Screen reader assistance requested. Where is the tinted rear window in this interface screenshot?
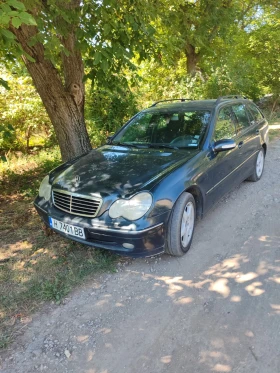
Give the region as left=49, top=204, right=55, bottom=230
left=248, top=104, right=264, bottom=122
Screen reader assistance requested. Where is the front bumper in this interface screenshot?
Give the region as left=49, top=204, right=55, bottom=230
left=34, top=197, right=168, bottom=257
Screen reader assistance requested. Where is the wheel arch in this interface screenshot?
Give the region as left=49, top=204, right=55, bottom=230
left=262, top=143, right=267, bottom=155
left=185, top=185, right=204, bottom=221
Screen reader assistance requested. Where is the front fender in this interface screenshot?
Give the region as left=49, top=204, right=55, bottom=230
left=148, top=152, right=207, bottom=218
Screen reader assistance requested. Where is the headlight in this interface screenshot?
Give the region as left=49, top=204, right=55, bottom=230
left=39, top=175, right=51, bottom=201
left=109, top=192, right=153, bottom=220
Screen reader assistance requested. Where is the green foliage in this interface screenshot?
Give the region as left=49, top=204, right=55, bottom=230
left=246, top=12, right=280, bottom=96
left=153, top=0, right=244, bottom=74
left=0, top=0, right=279, bottom=155
left=131, top=2, right=280, bottom=104
left=85, top=76, right=138, bottom=146
left=0, top=0, right=157, bottom=88
left=0, top=66, right=52, bottom=151
left=81, top=0, right=157, bottom=83
left=0, top=123, right=17, bottom=150
left=0, top=0, right=37, bottom=70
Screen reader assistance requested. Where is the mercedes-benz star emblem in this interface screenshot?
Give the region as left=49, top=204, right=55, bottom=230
left=71, top=175, right=80, bottom=192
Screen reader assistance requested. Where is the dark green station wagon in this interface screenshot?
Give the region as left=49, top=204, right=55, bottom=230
left=34, top=96, right=269, bottom=257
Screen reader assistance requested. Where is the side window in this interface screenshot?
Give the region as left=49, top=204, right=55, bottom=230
left=246, top=106, right=255, bottom=124
left=248, top=104, right=264, bottom=123
left=232, top=104, right=250, bottom=132
left=214, top=107, right=236, bottom=141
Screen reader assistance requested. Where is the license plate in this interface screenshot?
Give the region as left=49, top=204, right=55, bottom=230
left=49, top=217, right=85, bottom=239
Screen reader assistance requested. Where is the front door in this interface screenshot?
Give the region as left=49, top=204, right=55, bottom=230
left=204, top=105, right=243, bottom=210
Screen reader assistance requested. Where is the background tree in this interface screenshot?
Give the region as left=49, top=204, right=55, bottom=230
left=133, top=0, right=279, bottom=105
left=1, top=0, right=279, bottom=162
left=0, top=0, right=156, bottom=161
left=153, top=0, right=243, bottom=77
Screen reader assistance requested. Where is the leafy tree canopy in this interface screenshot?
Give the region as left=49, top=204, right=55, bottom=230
left=0, top=0, right=156, bottom=87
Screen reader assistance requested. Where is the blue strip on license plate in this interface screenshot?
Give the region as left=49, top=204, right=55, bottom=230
left=49, top=217, right=85, bottom=239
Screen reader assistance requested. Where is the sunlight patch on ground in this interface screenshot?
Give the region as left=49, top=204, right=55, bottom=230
left=200, top=348, right=232, bottom=372
left=209, top=278, right=230, bottom=298
left=174, top=296, right=193, bottom=305
left=230, top=295, right=241, bottom=302
left=0, top=241, right=33, bottom=261
left=235, top=272, right=258, bottom=283
left=212, top=363, right=232, bottom=372
left=270, top=304, right=280, bottom=315
left=269, top=124, right=280, bottom=130
left=256, top=261, right=269, bottom=275
left=245, top=330, right=254, bottom=337
left=87, top=350, right=95, bottom=362
left=77, top=335, right=89, bottom=343
left=245, top=282, right=265, bottom=296
left=211, top=339, right=225, bottom=349
left=259, top=235, right=269, bottom=242
left=161, top=355, right=172, bottom=364
left=268, top=276, right=280, bottom=284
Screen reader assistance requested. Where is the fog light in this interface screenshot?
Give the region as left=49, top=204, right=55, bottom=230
left=122, top=243, right=135, bottom=249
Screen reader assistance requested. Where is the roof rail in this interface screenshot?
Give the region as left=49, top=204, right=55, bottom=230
left=150, top=98, right=193, bottom=107
left=215, top=95, right=247, bottom=105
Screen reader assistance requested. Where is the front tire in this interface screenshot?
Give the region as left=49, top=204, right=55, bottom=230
left=165, top=192, right=196, bottom=257
left=247, top=148, right=265, bottom=182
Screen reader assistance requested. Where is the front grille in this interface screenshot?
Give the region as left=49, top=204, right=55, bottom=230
left=52, top=189, right=102, bottom=217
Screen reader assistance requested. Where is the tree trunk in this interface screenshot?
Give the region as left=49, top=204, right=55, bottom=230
left=185, top=43, right=200, bottom=76
left=10, top=24, right=92, bottom=162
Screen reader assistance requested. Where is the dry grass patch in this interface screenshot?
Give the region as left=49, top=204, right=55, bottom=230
left=0, top=149, right=118, bottom=349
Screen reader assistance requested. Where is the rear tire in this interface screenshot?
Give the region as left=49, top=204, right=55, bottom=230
left=165, top=192, right=196, bottom=257
left=247, top=148, right=265, bottom=182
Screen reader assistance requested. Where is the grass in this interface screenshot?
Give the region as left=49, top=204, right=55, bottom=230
left=0, top=148, right=61, bottom=198
left=0, top=148, right=118, bottom=349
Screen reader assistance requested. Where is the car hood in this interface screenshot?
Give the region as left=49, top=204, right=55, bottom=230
left=52, top=145, right=198, bottom=197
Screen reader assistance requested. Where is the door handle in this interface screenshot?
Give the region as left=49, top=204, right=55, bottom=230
left=238, top=141, right=243, bottom=149
left=256, top=129, right=260, bottom=135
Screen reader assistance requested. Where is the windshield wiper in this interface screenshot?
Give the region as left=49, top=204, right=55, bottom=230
left=148, top=143, right=179, bottom=150
left=112, top=142, right=141, bottom=148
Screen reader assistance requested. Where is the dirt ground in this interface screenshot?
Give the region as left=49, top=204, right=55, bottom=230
left=1, top=139, right=280, bottom=373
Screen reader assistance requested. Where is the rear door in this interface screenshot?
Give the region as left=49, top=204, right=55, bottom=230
left=231, top=103, right=262, bottom=177
left=247, top=103, right=268, bottom=145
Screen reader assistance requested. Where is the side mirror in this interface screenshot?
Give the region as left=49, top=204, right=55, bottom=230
left=213, top=139, right=236, bottom=153
left=106, top=136, right=112, bottom=144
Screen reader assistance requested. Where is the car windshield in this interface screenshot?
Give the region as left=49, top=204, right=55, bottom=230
left=112, top=109, right=211, bottom=149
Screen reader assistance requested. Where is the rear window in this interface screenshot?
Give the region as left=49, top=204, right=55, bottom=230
left=248, top=104, right=264, bottom=123
left=232, top=104, right=250, bottom=130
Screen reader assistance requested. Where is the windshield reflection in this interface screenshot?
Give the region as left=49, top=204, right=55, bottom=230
left=112, top=109, right=211, bottom=149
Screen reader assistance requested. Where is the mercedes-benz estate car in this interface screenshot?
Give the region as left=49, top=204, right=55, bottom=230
left=34, top=96, right=269, bottom=257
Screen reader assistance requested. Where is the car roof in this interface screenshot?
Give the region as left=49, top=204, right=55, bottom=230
left=144, top=100, right=216, bottom=112
left=144, top=98, right=251, bottom=113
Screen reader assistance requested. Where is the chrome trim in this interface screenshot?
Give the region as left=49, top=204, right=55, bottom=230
left=88, top=222, right=164, bottom=235
left=220, top=144, right=236, bottom=149
left=206, top=150, right=258, bottom=195
left=52, top=189, right=103, bottom=217
left=53, top=189, right=101, bottom=200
